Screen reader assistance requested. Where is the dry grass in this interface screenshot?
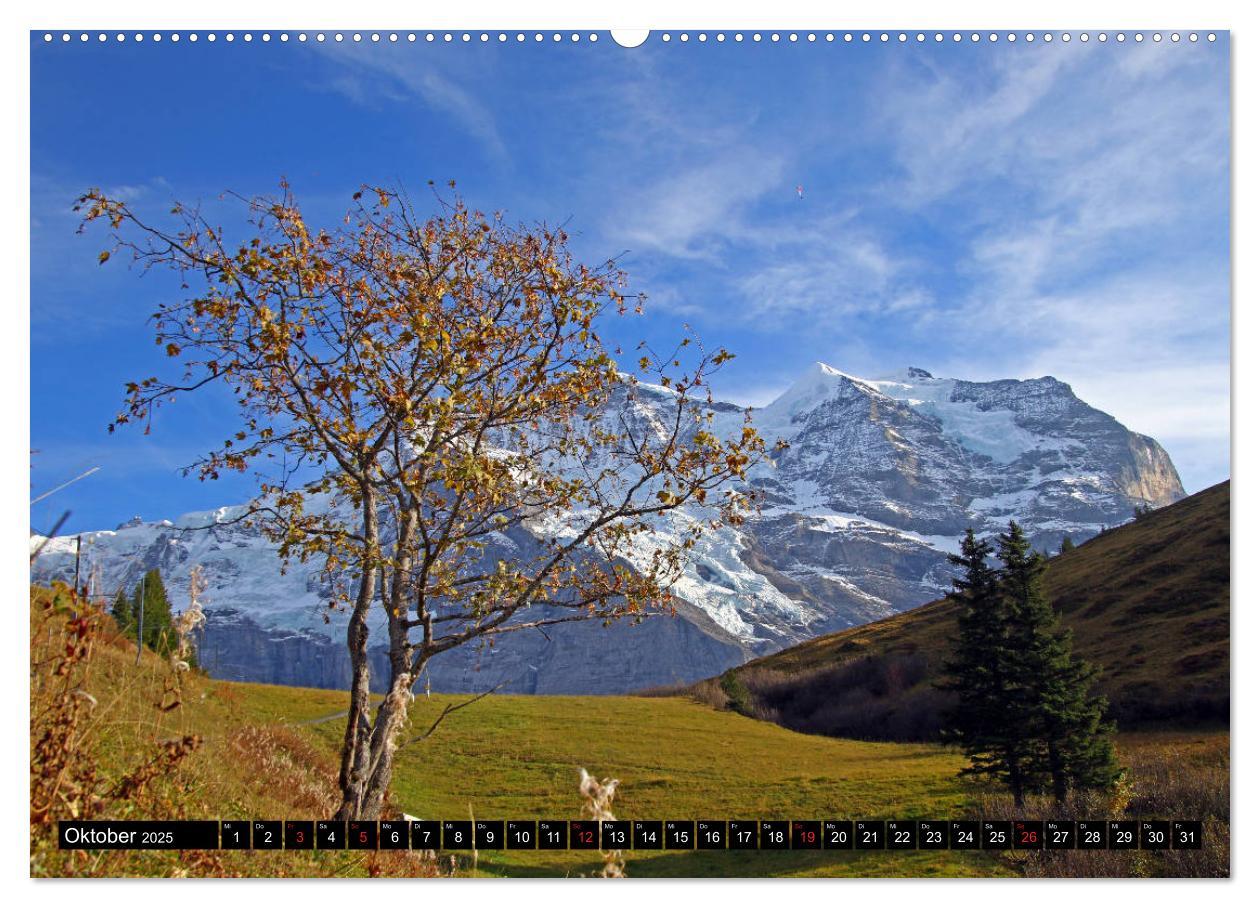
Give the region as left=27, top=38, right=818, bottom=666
left=966, top=732, right=1228, bottom=878
left=31, top=582, right=1226, bottom=879
left=29, top=584, right=441, bottom=879
left=30, top=583, right=223, bottom=877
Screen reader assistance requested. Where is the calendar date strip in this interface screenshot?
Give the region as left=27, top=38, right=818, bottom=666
left=59, top=818, right=1204, bottom=851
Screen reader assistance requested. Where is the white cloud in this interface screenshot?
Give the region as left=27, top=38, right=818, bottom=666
left=615, top=152, right=787, bottom=260
left=867, top=43, right=1229, bottom=490
left=308, top=43, right=509, bottom=163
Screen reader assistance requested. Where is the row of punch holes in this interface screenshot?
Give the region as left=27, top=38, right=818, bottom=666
left=42, top=31, right=1219, bottom=46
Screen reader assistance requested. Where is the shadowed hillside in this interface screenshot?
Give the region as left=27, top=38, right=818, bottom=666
left=682, top=481, right=1229, bottom=741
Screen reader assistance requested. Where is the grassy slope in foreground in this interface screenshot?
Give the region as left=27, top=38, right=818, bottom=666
left=711, top=480, right=1229, bottom=738
left=306, top=692, right=996, bottom=877
left=30, top=585, right=995, bottom=877
left=31, top=586, right=1225, bottom=878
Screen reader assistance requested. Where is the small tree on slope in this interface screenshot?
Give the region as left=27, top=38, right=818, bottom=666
left=132, top=569, right=175, bottom=656
left=110, top=588, right=134, bottom=636
left=996, top=522, right=1120, bottom=804
left=939, top=528, right=1043, bottom=807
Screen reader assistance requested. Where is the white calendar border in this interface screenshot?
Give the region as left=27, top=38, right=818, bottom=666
left=4, top=0, right=1251, bottom=904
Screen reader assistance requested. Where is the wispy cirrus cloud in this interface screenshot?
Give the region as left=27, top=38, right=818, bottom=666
left=307, top=42, right=510, bottom=164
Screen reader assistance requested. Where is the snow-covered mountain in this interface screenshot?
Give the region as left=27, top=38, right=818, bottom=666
left=30, top=363, right=1183, bottom=694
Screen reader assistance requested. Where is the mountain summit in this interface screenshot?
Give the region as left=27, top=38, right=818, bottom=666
left=751, top=362, right=1182, bottom=535
left=32, top=363, right=1183, bottom=695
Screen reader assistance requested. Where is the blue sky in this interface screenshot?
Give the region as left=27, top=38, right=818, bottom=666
left=29, top=33, right=1230, bottom=533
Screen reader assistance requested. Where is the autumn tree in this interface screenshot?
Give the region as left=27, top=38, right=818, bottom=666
left=79, top=182, right=772, bottom=819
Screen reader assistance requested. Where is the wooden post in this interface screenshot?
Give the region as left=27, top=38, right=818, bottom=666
left=135, top=572, right=146, bottom=665
left=72, top=536, right=82, bottom=595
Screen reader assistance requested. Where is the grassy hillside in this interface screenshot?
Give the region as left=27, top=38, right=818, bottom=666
left=31, top=581, right=1227, bottom=878
left=29, top=582, right=993, bottom=877
left=694, top=481, right=1229, bottom=740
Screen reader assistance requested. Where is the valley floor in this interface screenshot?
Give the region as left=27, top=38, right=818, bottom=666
left=31, top=586, right=1227, bottom=879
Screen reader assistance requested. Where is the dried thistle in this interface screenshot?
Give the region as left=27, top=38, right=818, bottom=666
left=578, top=767, right=625, bottom=878
left=171, top=565, right=207, bottom=669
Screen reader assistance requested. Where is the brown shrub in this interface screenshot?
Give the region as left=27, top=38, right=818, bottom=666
left=968, top=734, right=1228, bottom=878
left=30, top=584, right=219, bottom=877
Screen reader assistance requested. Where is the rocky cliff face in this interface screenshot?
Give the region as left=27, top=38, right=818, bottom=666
left=31, top=362, right=1183, bottom=694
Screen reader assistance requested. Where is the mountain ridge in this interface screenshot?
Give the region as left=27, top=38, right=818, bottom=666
left=694, top=479, right=1229, bottom=739
left=31, top=361, right=1186, bottom=693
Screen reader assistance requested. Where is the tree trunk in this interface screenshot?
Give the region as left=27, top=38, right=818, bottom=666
left=337, top=502, right=418, bottom=821
left=358, top=677, right=415, bottom=819
left=335, top=487, right=379, bottom=821
left=1048, top=740, right=1068, bottom=805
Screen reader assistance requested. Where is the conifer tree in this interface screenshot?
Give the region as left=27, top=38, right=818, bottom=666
left=939, top=529, right=1043, bottom=807
left=997, top=521, right=1120, bottom=804
left=110, top=588, right=135, bottom=635
left=132, top=569, right=174, bottom=656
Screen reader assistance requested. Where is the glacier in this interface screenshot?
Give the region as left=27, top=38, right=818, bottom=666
left=30, top=362, right=1184, bottom=694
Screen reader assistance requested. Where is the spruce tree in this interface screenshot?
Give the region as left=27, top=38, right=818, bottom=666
left=997, top=521, right=1120, bottom=804
left=939, top=529, right=1042, bottom=807
left=132, top=569, right=175, bottom=656
left=110, top=588, right=135, bottom=635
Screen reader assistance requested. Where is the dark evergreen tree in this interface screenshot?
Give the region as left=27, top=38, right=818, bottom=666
left=110, top=588, right=135, bottom=635
left=132, top=569, right=175, bottom=656
left=997, top=521, right=1120, bottom=804
left=1059, top=535, right=1075, bottom=555
left=938, top=529, right=1043, bottom=807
